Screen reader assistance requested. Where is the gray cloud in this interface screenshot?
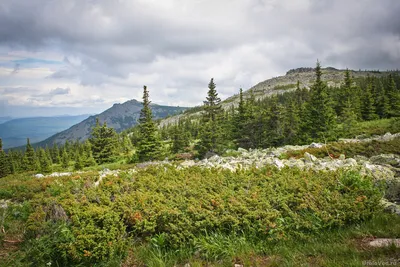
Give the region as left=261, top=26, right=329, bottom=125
left=49, top=87, right=70, bottom=96
left=0, top=0, right=399, bottom=116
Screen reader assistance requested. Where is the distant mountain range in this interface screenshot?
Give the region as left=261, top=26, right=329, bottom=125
left=30, top=99, right=187, bottom=148
left=0, top=115, right=90, bottom=149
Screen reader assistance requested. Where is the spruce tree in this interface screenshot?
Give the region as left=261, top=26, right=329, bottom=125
left=171, top=124, right=190, bottom=154
left=74, top=154, right=84, bottom=170
left=305, top=61, right=337, bottom=141
left=283, top=98, right=301, bottom=144
left=136, top=86, right=161, bottom=161
left=61, top=148, right=69, bottom=169
left=90, top=118, right=118, bottom=164
left=388, top=75, right=400, bottom=117
left=233, top=88, right=250, bottom=148
left=22, top=138, right=37, bottom=171
left=361, top=79, right=378, bottom=120
left=0, top=139, right=11, bottom=178
left=196, top=78, right=223, bottom=157
left=38, top=148, right=52, bottom=173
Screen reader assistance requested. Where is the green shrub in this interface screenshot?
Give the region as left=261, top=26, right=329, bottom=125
left=4, top=166, right=384, bottom=265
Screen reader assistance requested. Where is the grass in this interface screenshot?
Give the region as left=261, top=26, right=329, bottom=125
left=287, top=136, right=400, bottom=159
left=342, top=117, right=400, bottom=138
left=120, top=212, right=400, bottom=267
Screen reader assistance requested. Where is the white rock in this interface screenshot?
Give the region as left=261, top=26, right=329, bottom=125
left=309, top=142, right=323, bottom=148
left=273, top=158, right=285, bottom=169
left=181, top=160, right=196, bottom=168
left=369, top=238, right=400, bottom=248
left=34, top=174, right=45, bottom=178
left=304, top=152, right=317, bottom=162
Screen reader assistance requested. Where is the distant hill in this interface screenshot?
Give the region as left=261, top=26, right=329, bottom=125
left=0, top=115, right=90, bottom=149
left=159, top=67, right=400, bottom=127
left=32, top=99, right=187, bottom=147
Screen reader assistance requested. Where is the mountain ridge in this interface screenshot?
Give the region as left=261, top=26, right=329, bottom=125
left=0, top=115, right=91, bottom=149
left=28, top=99, right=187, bottom=148
left=159, top=67, right=400, bottom=127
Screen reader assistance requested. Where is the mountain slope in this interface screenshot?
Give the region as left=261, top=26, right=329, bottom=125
left=35, top=99, right=187, bottom=147
left=159, top=67, right=400, bottom=127
left=0, top=115, right=90, bottom=149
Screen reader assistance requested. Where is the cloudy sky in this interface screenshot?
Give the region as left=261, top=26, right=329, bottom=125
left=0, top=0, right=399, bottom=117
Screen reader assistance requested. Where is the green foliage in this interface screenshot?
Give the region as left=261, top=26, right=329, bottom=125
left=136, top=86, right=162, bottom=162
left=37, top=148, right=52, bottom=173
left=22, top=138, right=37, bottom=171
left=90, top=118, right=119, bottom=164
left=61, top=148, right=69, bottom=169
left=273, top=83, right=297, bottom=90
left=287, top=136, right=400, bottom=159
left=196, top=78, right=224, bottom=156
left=171, top=125, right=190, bottom=154
left=0, top=138, right=11, bottom=178
left=0, top=162, right=388, bottom=265
left=304, top=61, right=337, bottom=142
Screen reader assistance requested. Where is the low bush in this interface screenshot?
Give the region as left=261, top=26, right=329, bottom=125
left=16, top=165, right=383, bottom=265
left=287, top=137, right=400, bottom=159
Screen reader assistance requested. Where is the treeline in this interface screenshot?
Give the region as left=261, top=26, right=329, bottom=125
left=1, top=62, right=400, bottom=177
left=157, top=62, right=400, bottom=156
left=0, top=118, right=134, bottom=177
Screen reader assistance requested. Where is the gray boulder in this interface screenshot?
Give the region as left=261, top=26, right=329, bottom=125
left=370, top=154, right=400, bottom=168
left=304, top=152, right=317, bottom=162
left=309, top=142, right=323, bottom=148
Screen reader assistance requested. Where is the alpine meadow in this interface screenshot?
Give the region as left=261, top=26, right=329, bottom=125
left=1, top=1, right=400, bottom=266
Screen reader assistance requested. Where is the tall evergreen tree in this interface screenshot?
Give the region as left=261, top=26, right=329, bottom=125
left=387, top=74, right=400, bottom=117
left=38, top=148, right=52, bottom=173
left=361, top=79, right=379, bottom=120
left=283, top=98, right=301, bottom=144
left=136, top=86, right=161, bottom=161
left=171, top=124, right=190, bottom=154
left=305, top=61, right=337, bottom=141
left=196, top=78, right=224, bottom=156
left=0, top=139, right=11, bottom=178
left=233, top=88, right=250, bottom=148
left=22, top=138, right=37, bottom=171
left=61, top=148, right=69, bottom=169
left=90, top=118, right=118, bottom=164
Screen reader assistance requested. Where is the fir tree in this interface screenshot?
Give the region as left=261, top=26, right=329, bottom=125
left=90, top=118, right=118, bottom=164
left=388, top=75, right=400, bottom=117
left=283, top=98, right=301, bottom=144
left=136, top=86, right=161, bottom=161
left=38, top=148, right=52, bottom=173
left=22, top=138, right=37, bottom=171
left=74, top=154, right=84, bottom=170
left=233, top=88, right=250, bottom=148
left=61, top=148, right=69, bottom=169
left=0, top=139, right=11, bottom=178
left=171, top=124, right=190, bottom=154
left=361, top=79, right=379, bottom=120
left=196, top=78, right=224, bottom=156
left=305, top=61, right=337, bottom=141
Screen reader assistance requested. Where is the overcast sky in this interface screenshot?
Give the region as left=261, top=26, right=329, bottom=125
left=0, top=0, right=399, bottom=117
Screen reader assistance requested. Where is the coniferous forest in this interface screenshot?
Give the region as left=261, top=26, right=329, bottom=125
left=1, top=62, right=400, bottom=176
left=1, top=62, right=400, bottom=266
